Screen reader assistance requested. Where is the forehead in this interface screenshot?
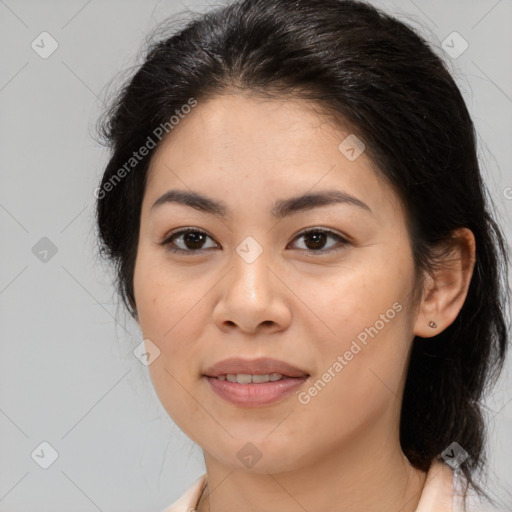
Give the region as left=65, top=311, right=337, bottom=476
left=143, top=94, right=402, bottom=221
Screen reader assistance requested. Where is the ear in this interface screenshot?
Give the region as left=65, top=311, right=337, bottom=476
left=413, top=228, right=476, bottom=338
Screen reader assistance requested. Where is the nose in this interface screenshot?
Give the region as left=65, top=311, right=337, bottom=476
left=212, top=243, right=292, bottom=335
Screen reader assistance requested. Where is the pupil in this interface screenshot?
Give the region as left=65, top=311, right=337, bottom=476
left=306, top=232, right=326, bottom=250
left=185, top=232, right=205, bottom=249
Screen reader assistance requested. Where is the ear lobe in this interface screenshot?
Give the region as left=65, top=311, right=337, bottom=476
left=413, top=228, right=476, bottom=338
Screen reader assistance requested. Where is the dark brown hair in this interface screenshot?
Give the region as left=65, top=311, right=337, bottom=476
left=95, top=1, right=511, bottom=508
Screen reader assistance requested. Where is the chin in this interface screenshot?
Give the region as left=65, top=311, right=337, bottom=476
left=204, top=438, right=308, bottom=475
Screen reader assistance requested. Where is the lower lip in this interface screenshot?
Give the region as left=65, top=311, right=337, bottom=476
left=205, top=376, right=309, bottom=407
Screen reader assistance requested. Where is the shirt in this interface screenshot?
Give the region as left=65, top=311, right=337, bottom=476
left=161, top=458, right=465, bottom=512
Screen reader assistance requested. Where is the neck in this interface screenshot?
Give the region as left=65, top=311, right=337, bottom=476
left=196, top=418, right=427, bottom=512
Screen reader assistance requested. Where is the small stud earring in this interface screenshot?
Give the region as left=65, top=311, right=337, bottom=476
left=429, top=321, right=437, bottom=328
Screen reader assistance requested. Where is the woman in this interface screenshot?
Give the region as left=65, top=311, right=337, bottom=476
left=94, top=0, right=511, bottom=510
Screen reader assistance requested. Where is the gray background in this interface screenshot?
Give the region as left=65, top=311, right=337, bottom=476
left=1, top=0, right=511, bottom=511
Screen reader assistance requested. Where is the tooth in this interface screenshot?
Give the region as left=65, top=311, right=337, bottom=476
left=221, top=373, right=285, bottom=383
left=251, top=374, right=270, bottom=383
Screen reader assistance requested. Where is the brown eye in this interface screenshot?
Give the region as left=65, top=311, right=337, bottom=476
left=160, top=229, right=218, bottom=253
left=160, top=227, right=349, bottom=255
left=289, top=229, right=349, bottom=254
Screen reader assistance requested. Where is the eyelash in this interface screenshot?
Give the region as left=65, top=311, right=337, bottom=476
left=159, top=227, right=349, bottom=256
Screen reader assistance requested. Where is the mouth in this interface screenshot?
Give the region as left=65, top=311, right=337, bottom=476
left=202, top=357, right=310, bottom=407
left=203, top=356, right=309, bottom=379
left=211, top=373, right=299, bottom=383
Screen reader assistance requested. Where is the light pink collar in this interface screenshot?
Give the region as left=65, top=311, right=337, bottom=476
left=162, top=458, right=457, bottom=512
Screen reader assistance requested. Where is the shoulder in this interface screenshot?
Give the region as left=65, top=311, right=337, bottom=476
left=160, top=474, right=207, bottom=512
left=415, top=458, right=454, bottom=512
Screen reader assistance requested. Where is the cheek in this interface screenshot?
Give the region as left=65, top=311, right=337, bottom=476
left=134, top=257, right=206, bottom=429
left=134, top=250, right=191, bottom=336
left=315, top=254, right=411, bottom=348
left=306, top=251, right=413, bottom=402
left=133, top=251, right=213, bottom=379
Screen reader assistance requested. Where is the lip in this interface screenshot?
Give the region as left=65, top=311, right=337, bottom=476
left=202, top=357, right=310, bottom=407
left=205, top=375, right=308, bottom=407
left=202, top=357, right=309, bottom=378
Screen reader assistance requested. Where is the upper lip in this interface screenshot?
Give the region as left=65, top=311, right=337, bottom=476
left=203, top=357, right=309, bottom=378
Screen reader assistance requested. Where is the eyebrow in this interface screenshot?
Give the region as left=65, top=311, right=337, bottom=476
left=150, top=188, right=372, bottom=218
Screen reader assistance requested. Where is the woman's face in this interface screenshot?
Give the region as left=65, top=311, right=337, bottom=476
left=133, top=93, right=421, bottom=473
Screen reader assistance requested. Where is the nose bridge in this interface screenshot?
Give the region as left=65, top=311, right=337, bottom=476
left=230, top=234, right=272, bottom=302
left=212, top=232, right=291, bottom=333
